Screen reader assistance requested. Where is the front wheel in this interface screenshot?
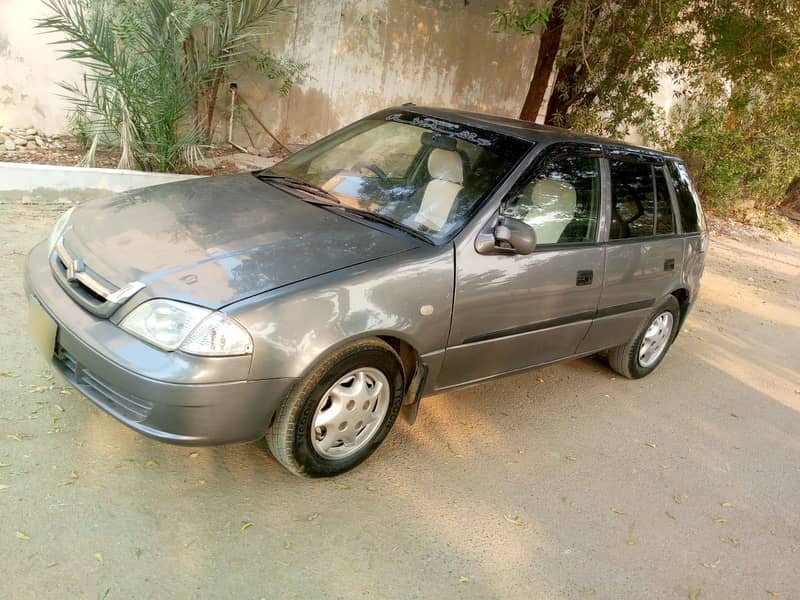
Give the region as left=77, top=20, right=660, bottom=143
left=607, top=296, right=680, bottom=379
left=267, top=338, right=404, bottom=477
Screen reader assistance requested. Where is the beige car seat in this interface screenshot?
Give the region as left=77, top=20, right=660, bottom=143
left=522, top=178, right=577, bottom=244
left=413, top=149, right=464, bottom=232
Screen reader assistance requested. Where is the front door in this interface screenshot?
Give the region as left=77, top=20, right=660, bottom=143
left=437, top=146, right=606, bottom=389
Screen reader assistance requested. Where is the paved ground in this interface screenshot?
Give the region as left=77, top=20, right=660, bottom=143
left=1, top=200, right=799, bottom=600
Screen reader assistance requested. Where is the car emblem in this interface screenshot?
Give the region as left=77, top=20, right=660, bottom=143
left=65, top=258, right=85, bottom=282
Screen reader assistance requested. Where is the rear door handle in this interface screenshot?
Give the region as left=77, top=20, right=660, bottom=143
left=576, top=270, right=593, bottom=286
left=664, top=258, right=675, bottom=271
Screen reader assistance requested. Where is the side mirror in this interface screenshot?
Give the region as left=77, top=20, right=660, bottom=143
left=476, top=217, right=536, bottom=255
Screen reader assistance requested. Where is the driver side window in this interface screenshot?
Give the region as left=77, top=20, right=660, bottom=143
left=503, top=154, right=601, bottom=245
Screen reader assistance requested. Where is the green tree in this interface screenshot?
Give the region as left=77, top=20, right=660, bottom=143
left=37, top=0, right=304, bottom=172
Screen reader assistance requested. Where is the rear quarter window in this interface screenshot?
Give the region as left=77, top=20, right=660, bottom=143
left=666, top=160, right=706, bottom=233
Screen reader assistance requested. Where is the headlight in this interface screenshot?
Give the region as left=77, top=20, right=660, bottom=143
left=48, top=207, right=75, bottom=252
left=120, top=299, right=253, bottom=356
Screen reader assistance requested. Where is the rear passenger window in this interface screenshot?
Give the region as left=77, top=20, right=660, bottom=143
left=609, top=160, right=655, bottom=239
left=666, top=160, right=705, bottom=232
left=654, top=168, right=675, bottom=234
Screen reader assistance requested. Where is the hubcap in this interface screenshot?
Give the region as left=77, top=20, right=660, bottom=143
left=638, top=311, right=674, bottom=368
left=311, top=367, right=390, bottom=460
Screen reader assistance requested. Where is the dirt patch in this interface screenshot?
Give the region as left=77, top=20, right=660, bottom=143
left=1, top=202, right=799, bottom=599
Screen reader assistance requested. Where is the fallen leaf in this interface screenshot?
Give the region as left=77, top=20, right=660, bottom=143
left=536, top=377, right=544, bottom=383
left=561, top=496, right=577, bottom=508
left=0, top=484, right=8, bottom=490
left=188, top=452, right=199, bottom=459
left=665, top=511, right=676, bottom=520
left=565, top=455, right=577, bottom=461
left=504, top=513, right=525, bottom=527
left=0, top=463, right=10, bottom=468
left=276, top=560, right=289, bottom=567
left=689, top=589, right=701, bottom=600
left=46, top=562, right=58, bottom=568
left=198, top=479, right=207, bottom=485
left=673, top=492, right=685, bottom=504
left=144, top=460, right=159, bottom=468
left=305, top=512, right=319, bottom=521
left=702, top=558, right=720, bottom=569
left=283, top=539, right=293, bottom=550
left=59, top=389, right=72, bottom=396
left=611, top=507, right=626, bottom=515
left=713, top=517, right=729, bottom=524
left=366, top=485, right=377, bottom=492
left=334, top=482, right=350, bottom=490
left=0, top=371, right=17, bottom=378
left=56, top=480, right=74, bottom=487
left=94, top=553, right=104, bottom=566
left=54, top=404, right=65, bottom=412
left=627, top=537, right=636, bottom=546
left=15, top=531, right=31, bottom=540
left=458, top=576, right=471, bottom=584
left=71, top=470, right=78, bottom=480
left=720, top=502, right=734, bottom=508
left=766, top=591, right=781, bottom=597
left=721, top=535, right=740, bottom=547
left=240, top=521, right=254, bottom=532
left=730, top=412, right=741, bottom=419
left=7, top=433, right=31, bottom=441
left=645, top=442, right=657, bottom=448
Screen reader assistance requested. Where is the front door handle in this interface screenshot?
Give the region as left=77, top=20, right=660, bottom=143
left=664, top=258, right=675, bottom=271
left=576, top=270, right=593, bottom=286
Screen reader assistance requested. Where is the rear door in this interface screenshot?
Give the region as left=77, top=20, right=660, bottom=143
left=578, top=151, right=685, bottom=353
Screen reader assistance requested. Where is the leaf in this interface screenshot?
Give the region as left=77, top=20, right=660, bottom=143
left=0, top=371, right=17, bottom=378
left=188, top=452, right=199, bottom=459
left=71, top=470, right=78, bottom=480
left=0, top=484, right=8, bottom=490
left=334, top=482, right=350, bottom=490
left=283, top=539, right=293, bottom=550
left=689, top=589, right=701, bottom=600
left=144, top=460, right=159, bottom=468
left=15, top=531, right=31, bottom=540
left=673, top=492, right=685, bottom=504
left=702, top=558, right=720, bottom=569
left=720, top=502, right=734, bottom=508
left=8, top=433, right=31, bottom=441
left=458, top=576, right=471, bottom=584
left=94, top=552, right=104, bottom=566
left=60, top=389, right=72, bottom=396
left=240, top=521, right=254, bottom=532
left=611, top=507, right=626, bottom=515
left=565, top=455, right=577, bottom=461
left=713, top=517, right=728, bottom=524
left=730, top=412, right=741, bottom=419
left=645, top=442, right=657, bottom=448
left=305, top=512, right=319, bottom=521
left=54, top=404, right=65, bottom=412
left=766, top=591, right=781, bottom=597
left=366, top=485, right=377, bottom=492
left=665, top=511, right=676, bottom=520
left=721, top=535, right=740, bottom=546
left=276, top=560, right=289, bottom=567
left=504, top=513, right=525, bottom=527
left=0, top=463, right=10, bottom=467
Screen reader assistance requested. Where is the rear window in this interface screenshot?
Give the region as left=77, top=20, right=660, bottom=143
left=609, top=160, right=655, bottom=239
left=654, top=167, right=676, bottom=235
left=666, top=160, right=706, bottom=233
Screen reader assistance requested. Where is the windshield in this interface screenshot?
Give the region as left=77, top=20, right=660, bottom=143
left=263, top=111, right=532, bottom=243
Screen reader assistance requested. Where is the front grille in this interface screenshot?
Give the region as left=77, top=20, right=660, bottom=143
left=55, top=345, right=153, bottom=423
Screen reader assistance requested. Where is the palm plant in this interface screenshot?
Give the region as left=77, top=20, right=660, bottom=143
left=37, top=0, right=298, bottom=172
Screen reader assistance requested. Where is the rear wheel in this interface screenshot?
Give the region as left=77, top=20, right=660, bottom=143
left=267, top=338, right=404, bottom=477
left=608, top=296, right=680, bottom=379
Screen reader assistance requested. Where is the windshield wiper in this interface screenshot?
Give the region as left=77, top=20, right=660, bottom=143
left=336, top=206, right=433, bottom=244
left=255, top=172, right=340, bottom=204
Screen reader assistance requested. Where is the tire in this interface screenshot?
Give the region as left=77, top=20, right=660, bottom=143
left=267, top=338, right=404, bottom=478
left=608, top=296, right=680, bottom=379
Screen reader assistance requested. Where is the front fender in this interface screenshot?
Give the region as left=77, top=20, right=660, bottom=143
left=228, top=244, right=454, bottom=381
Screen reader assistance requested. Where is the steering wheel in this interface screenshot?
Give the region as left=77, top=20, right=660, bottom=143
left=352, top=162, right=391, bottom=183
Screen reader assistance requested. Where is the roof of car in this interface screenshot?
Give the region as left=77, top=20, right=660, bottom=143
left=384, top=105, right=680, bottom=161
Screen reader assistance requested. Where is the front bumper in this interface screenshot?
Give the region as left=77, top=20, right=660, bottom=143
left=25, top=241, right=296, bottom=446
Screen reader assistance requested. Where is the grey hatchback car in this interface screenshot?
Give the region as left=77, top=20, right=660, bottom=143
left=25, top=106, right=707, bottom=477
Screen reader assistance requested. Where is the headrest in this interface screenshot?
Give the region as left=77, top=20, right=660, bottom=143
left=530, top=178, right=576, bottom=210
left=428, top=149, right=463, bottom=184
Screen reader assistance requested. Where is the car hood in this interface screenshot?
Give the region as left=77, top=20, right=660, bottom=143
left=62, top=173, right=419, bottom=309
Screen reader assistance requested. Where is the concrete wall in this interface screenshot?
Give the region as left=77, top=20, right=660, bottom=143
left=2, top=0, right=539, bottom=146
left=0, top=0, right=85, bottom=134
